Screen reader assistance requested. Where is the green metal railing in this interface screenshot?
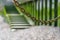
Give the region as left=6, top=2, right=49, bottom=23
left=3, top=0, right=59, bottom=28
left=19, top=0, right=58, bottom=26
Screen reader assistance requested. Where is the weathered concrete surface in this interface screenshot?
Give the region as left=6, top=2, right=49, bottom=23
left=0, top=16, right=60, bottom=40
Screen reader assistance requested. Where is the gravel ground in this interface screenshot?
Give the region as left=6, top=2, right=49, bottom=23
left=0, top=16, right=60, bottom=40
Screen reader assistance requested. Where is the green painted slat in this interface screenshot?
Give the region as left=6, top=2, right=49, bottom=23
left=37, top=0, right=40, bottom=25
left=54, top=0, right=58, bottom=26
left=34, top=1, right=36, bottom=25
left=41, top=0, right=43, bottom=25
left=34, top=1, right=37, bottom=25
left=49, top=0, right=52, bottom=25
left=45, top=0, right=47, bottom=25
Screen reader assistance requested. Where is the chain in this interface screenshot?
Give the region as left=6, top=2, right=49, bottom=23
left=13, top=0, right=60, bottom=24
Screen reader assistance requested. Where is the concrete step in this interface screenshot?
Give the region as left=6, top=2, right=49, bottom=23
left=11, top=24, right=31, bottom=26
left=11, top=25, right=31, bottom=29
left=9, top=15, right=29, bottom=24
left=9, top=14, right=31, bottom=28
